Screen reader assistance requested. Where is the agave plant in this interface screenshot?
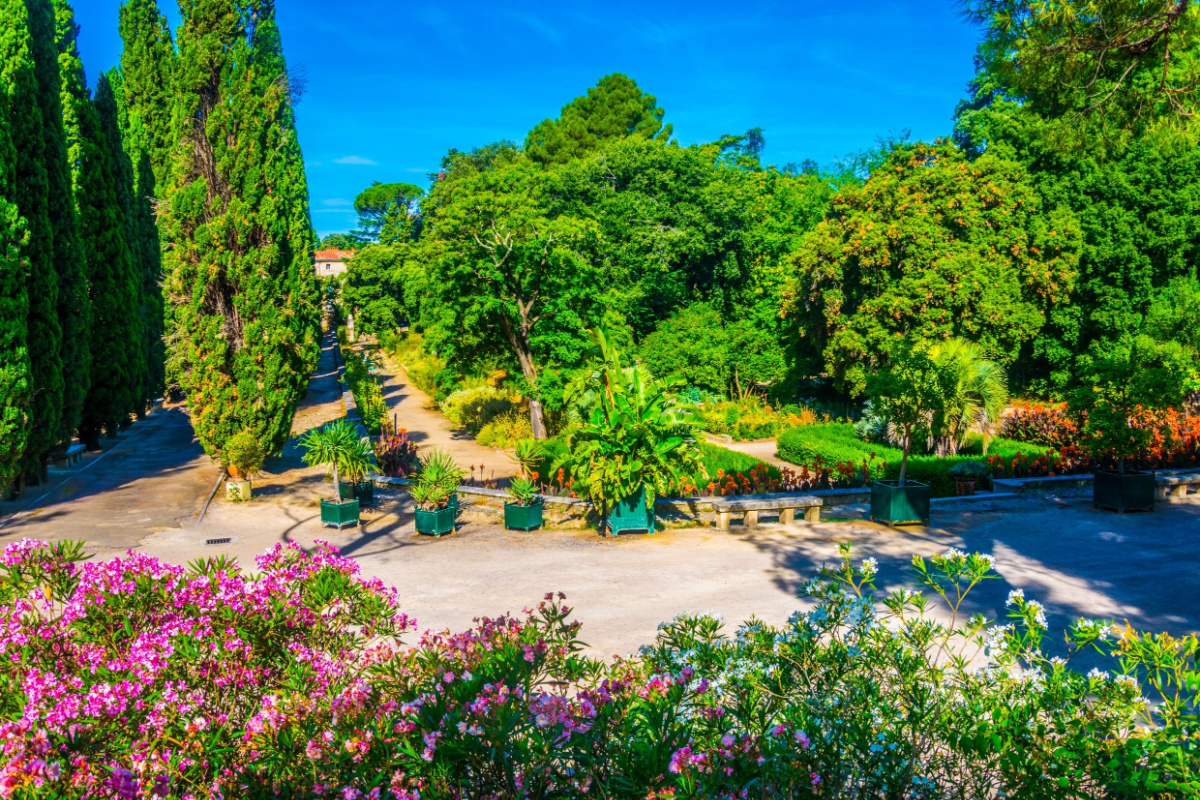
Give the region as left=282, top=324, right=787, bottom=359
left=417, top=448, right=464, bottom=492
left=509, top=438, right=547, bottom=479
left=506, top=476, right=540, bottom=507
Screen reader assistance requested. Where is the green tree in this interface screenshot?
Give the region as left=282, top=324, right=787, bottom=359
left=928, top=338, right=1009, bottom=455
left=410, top=158, right=603, bottom=438
left=342, top=245, right=405, bottom=336
left=353, top=181, right=422, bottom=240
left=54, top=0, right=141, bottom=447
left=318, top=233, right=365, bottom=250
left=0, top=0, right=33, bottom=488
left=866, top=342, right=951, bottom=485
left=784, top=140, right=1081, bottom=395
left=525, top=74, right=672, bottom=166
left=964, top=0, right=1200, bottom=149
left=116, top=0, right=174, bottom=193
left=638, top=303, right=730, bottom=393
left=97, top=73, right=160, bottom=413
left=163, top=0, right=320, bottom=462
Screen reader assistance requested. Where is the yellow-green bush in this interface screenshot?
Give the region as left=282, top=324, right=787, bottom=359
left=440, top=386, right=517, bottom=433
left=476, top=409, right=533, bottom=448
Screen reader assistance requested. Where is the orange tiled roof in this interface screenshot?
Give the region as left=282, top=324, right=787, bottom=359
left=314, top=248, right=356, bottom=261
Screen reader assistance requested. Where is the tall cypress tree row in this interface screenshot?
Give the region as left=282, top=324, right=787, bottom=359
left=53, top=0, right=141, bottom=448
left=0, top=0, right=34, bottom=489
left=164, top=0, right=320, bottom=463
left=116, top=0, right=173, bottom=404
left=8, top=0, right=63, bottom=485
left=97, top=73, right=155, bottom=414
left=27, top=0, right=89, bottom=462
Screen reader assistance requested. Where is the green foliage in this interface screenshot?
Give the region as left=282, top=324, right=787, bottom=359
left=341, top=347, right=387, bottom=435
left=318, top=232, right=365, bottom=250
left=411, top=447, right=462, bottom=509
left=525, top=73, right=671, bottom=166
left=949, top=459, right=990, bottom=479
left=867, top=342, right=953, bottom=484
left=384, top=331, right=455, bottom=401
left=116, top=0, right=174, bottom=195
left=964, top=0, right=1200, bottom=150
left=353, top=180, right=422, bottom=240
left=509, top=437, right=547, bottom=478
left=638, top=303, right=729, bottom=393
left=0, top=0, right=32, bottom=487
left=476, top=410, right=533, bottom=449
left=55, top=0, right=140, bottom=449
left=778, top=423, right=901, bottom=475
left=506, top=475, right=539, bottom=506
left=928, top=338, right=1009, bottom=455
left=342, top=244, right=405, bottom=335
left=438, top=385, right=516, bottom=433
left=785, top=140, right=1080, bottom=395
left=300, top=420, right=374, bottom=497
left=1071, top=333, right=1197, bottom=467
left=564, top=344, right=702, bottom=512
left=163, top=0, right=320, bottom=462
left=693, top=395, right=811, bottom=441
left=223, top=429, right=265, bottom=479
left=698, top=442, right=781, bottom=482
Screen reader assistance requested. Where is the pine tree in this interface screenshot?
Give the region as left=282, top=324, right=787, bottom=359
left=53, top=0, right=140, bottom=448
left=164, top=0, right=320, bottom=464
left=28, top=0, right=89, bottom=467
left=0, top=0, right=34, bottom=488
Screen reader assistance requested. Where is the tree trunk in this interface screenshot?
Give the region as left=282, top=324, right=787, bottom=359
left=529, top=400, right=548, bottom=440
left=333, top=460, right=341, bottom=503
left=899, top=426, right=911, bottom=486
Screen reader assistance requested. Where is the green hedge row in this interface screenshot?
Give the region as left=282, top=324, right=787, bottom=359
left=777, top=425, right=1051, bottom=497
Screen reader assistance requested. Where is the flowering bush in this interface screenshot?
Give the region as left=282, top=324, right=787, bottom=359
left=2, top=539, right=1196, bottom=799
left=1000, top=404, right=1081, bottom=448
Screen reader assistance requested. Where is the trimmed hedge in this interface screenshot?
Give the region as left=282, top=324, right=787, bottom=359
left=778, top=424, right=1052, bottom=497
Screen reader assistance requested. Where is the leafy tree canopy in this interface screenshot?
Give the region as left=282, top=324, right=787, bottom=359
left=964, top=0, right=1200, bottom=151
left=353, top=181, right=423, bottom=239
left=525, top=73, right=671, bottom=166
left=784, top=139, right=1082, bottom=395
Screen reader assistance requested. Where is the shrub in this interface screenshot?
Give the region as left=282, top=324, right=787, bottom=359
left=1001, top=404, right=1080, bottom=447
left=223, top=429, right=265, bottom=479
left=4, top=539, right=1195, bottom=798
left=778, top=423, right=902, bottom=471
left=440, top=386, right=516, bottom=433
left=385, top=332, right=456, bottom=401
left=342, top=348, right=388, bottom=434
left=696, top=396, right=817, bottom=441
left=476, top=409, right=533, bottom=448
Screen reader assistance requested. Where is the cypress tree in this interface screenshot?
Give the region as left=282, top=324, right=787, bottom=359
left=115, top=0, right=173, bottom=404
left=53, top=0, right=141, bottom=448
left=0, top=0, right=34, bottom=488
left=6, top=0, right=63, bottom=486
left=164, top=0, right=320, bottom=463
left=97, top=73, right=157, bottom=414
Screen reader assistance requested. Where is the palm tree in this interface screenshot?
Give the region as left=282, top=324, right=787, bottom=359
left=301, top=421, right=372, bottom=502
left=929, top=338, right=1008, bottom=456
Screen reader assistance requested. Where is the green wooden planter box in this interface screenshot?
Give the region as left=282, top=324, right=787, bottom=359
left=320, top=498, right=360, bottom=529
left=354, top=480, right=375, bottom=506
left=1094, top=470, right=1155, bottom=513
left=415, top=505, right=456, bottom=536
left=870, top=480, right=931, bottom=526
left=338, top=482, right=355, bottom=501
left=607, top=486, right=654, bottom=535
left=504, top=499, right=543, bottom=531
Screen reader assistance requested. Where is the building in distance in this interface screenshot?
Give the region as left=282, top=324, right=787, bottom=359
left=314, top=248, right=356, bottom=277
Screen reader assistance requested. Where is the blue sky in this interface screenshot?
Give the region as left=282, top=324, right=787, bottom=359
left=76, top=1, right=982, bottom=238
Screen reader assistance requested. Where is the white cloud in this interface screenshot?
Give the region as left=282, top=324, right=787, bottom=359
left=333, top=155, right=378, bottom=166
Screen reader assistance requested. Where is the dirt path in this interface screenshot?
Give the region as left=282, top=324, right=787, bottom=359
left=376, top=349, right=515, bottom=482
left=717, top=437, right=794, bottom=472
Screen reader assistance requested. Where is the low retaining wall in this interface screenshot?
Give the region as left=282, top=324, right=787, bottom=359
left=373, top=476, right=869, bottom=529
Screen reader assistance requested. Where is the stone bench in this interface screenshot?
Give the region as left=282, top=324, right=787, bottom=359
left=1156, top=471, right=1200, bottom=500
left=52, top=443, right=85, bottom=469
left=711, top=494, right=823, bottom=530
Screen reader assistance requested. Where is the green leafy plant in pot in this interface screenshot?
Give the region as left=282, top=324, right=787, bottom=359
left=412, top=448, right=463, bottom=536
left=564, top=331, right=702, bottom=535
left=866, top=341, right=948, bottom=526
left=301, top=421, right=371, bottom=529
left=1072, top=334, right=1195, bottom=512
left=948, top=459, right=990, bottom=496
left=504, top=476, right=543, bottom=531
left=223, top=430, right=264, bottom=502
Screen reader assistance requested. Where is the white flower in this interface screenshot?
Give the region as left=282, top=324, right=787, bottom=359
left=1006, top=588, right=1025, bottom=607
left=977, top=554, right=996, bottom=570
left=1087, top=667, right=1109, bottom=681
left=860, top=557, right=879, bottom=576
left=942, top=548, right=968, bottom=561
left=1114, top=674, right=1139, bottom=691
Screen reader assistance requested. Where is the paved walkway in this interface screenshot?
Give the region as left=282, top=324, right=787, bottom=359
left=718, top=437, right=794, bottom=472
left=0, top=405, right=216, bottom=558
left=375, top=346, right=515, bottom=481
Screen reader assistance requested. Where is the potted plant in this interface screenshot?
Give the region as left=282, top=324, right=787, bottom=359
left=504, top=476, right=544, bottom=531
left=1073, top=334, right=1193, bottom=513
left=223, top=430, right=264, bottom=502
left=564, top=332, right=702, bottom=535
left=412, top=448, right=463, bottom=536
left=301, top=421, right=371, bottom=529
left=949, top=460, right=990, bottom=496
left=866, top=342, right=946, bottom=526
